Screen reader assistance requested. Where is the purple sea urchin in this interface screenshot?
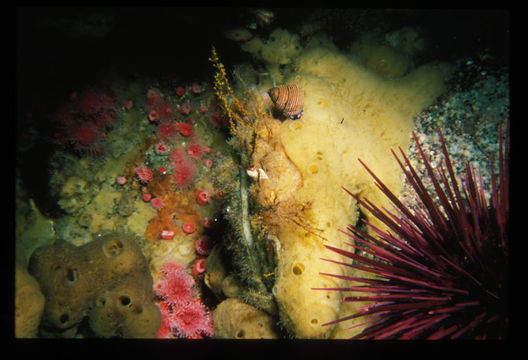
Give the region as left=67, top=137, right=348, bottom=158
left=316, top=123, right=509, bottom=339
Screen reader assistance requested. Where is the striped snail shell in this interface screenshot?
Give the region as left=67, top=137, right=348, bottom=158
left=267, top=84, right=304, bottom=120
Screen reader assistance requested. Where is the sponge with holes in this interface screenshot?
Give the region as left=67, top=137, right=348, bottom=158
left=28, top=232, right=161, bottom=338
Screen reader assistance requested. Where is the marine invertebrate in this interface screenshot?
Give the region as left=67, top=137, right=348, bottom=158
left=135, top=165, right=153, bottom=183
left=267, top=84, right=304, bottom=120
left=154, top=141, right=169, bottom=155
left=194, top=235, right=211, bottom=255
left=157, top=123, right=179, bottom=139
left=170, top=298, right=214, bottom=338
left=178, top=122, right=193, bottom=137
left=182, top=222, right=196, bottom=234
left=179, top=103, right=192, bottom=116
left=176, top=87, right=185, bottom=97
left=116, top=176, right=127, bottom=185
left=193, top=257, right=206, bottom=275
left=170, top=149, right=197, bottom=187
left=160, top=230, right=175, bottom=240
left=68, top=122, right=102, bottom=156
left=195, top=189, right=211, bottom=205
left=50, top=88, right=121, bottom=157
left=156, top=261, right=195, bottom=306
left=146, top=88, right=174, bottom=122
left=151, top=197, right=163, bottom=210
left=191, top=83, right=202, bottom=95
left=155, top=261, right=213, bottom=338
left=317, top=124, right=509, bottom=339
left=187, top=143, right=203, bottom=159
left=28, top=233, right=161, bottom=338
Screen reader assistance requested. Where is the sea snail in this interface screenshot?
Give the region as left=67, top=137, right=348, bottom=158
left=267, top=84, right=304, bottom=120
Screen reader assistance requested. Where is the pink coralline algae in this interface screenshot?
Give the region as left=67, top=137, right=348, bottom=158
left=155, top=261, right=214, bottom=339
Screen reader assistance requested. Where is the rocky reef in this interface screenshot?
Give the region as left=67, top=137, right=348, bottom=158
left=16, top=9, right=508, bottom=340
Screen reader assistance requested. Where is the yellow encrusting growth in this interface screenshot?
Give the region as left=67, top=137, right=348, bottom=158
left=217, top=28, right=451, bottom=339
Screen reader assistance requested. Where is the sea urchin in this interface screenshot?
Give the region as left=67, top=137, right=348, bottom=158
left=316, top=123, right=509, bottom=339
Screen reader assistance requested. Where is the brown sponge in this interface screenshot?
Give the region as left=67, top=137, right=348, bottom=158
left=28, top=232, right=161, bottom=338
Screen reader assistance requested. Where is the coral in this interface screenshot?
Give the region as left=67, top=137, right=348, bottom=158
left=28, top=232, right=161, bottom=337
left=15, top=262, right=45, bottom=338
left=213, top=298, right=278, bottom=339
left=318, top=124, right=508, bottom=339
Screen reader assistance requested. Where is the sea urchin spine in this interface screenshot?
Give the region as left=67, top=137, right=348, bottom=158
left=315, top=123, right=509, bottom=339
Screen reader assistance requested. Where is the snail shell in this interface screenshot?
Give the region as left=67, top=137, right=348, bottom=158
left=267, top=84, right=304, bottom=120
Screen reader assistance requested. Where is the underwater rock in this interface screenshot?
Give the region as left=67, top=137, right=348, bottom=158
left=204, top=244, right=227, bottom=297
left=213, top=298, right=278, bottom=339
left=116, top=192, right=136, bottom=217
left=28, top=232, right=161, bottom=338
left=15, top=263, right=45, bottom=338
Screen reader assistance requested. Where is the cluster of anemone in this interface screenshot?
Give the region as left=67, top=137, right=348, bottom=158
left=155, top=261, right=214, bottom=338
